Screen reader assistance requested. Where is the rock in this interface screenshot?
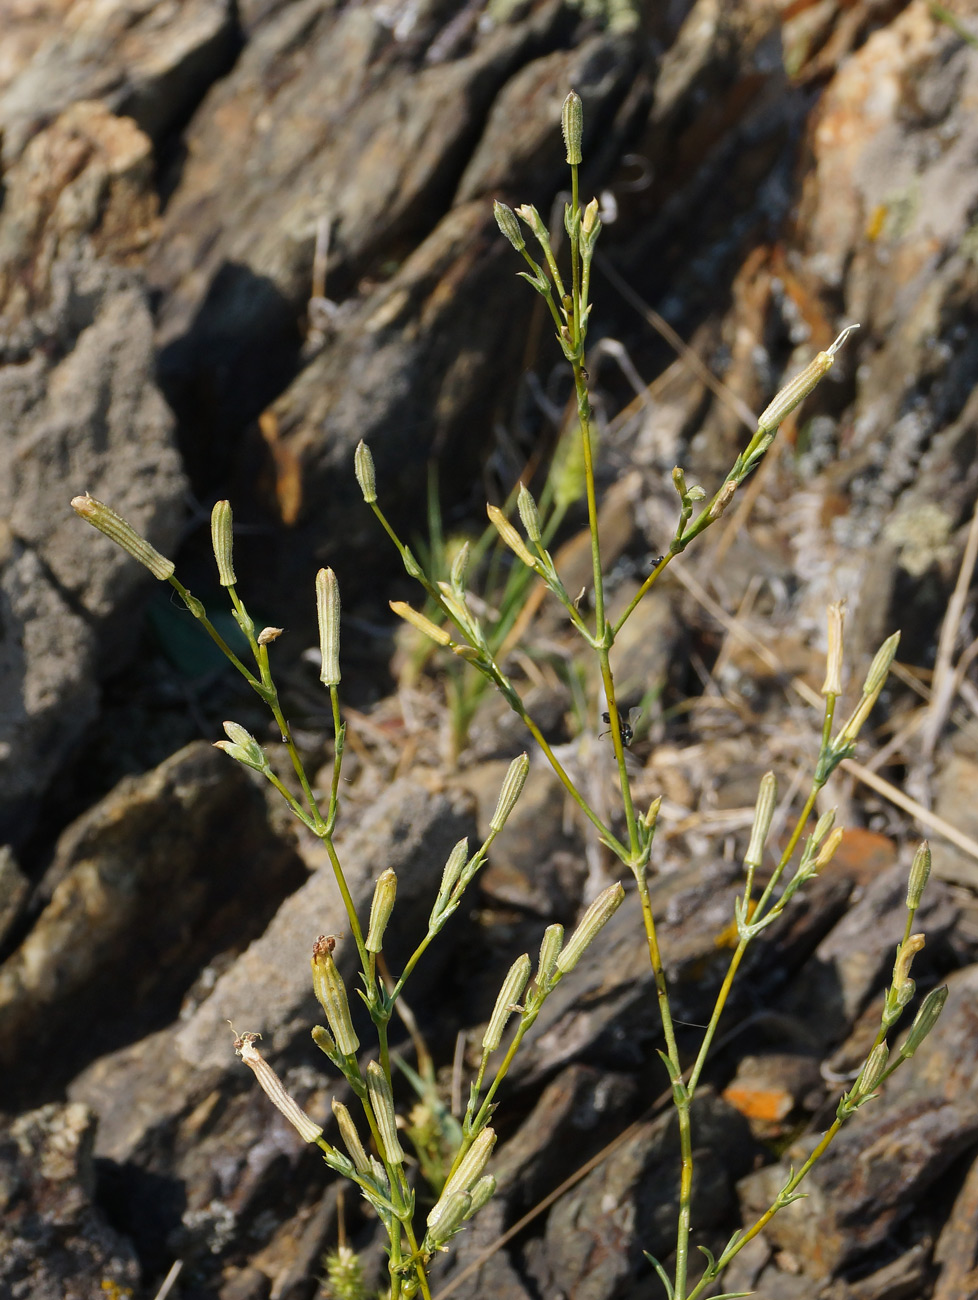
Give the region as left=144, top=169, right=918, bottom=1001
left=149, top=0, right=574, bottom=451
left=0, top=0, right=238, bottom=166
left=521, top=1088, right=753, bottom=1300
left=0, top=102, right=186, bottom=841
left=737, top=961, right=978, bottom=1278
left=0, top=741, right=306, bottom=1103
left=722, top=1051, right=823, bottom=1131
left=0, top=846, right=29, bottom=949
left=932, top=1145, right=978, bottom=1299
left=0, top=1101, right=140, bottom=1299
left=462, top=758, right=584, bottom=920
left=930, top=751, right=978, bottom=891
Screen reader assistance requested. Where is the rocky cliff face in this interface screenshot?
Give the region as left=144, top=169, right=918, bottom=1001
left=3, top=1, right=978, bottom=1297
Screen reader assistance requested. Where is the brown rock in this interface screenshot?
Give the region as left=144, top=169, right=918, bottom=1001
left=0, top=0, right=237, bottom=165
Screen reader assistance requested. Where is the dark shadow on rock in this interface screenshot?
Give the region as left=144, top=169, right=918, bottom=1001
left=95, top=1157, right=189, bottom=1284
left=157, top=261, right=305, bottom=498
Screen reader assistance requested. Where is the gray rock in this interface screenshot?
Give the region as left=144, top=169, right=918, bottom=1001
left=0, top=103, right=186, bottom=839
left=0, top=1101, right=140, bottom=1299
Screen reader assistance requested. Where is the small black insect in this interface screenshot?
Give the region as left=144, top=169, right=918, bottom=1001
left=600, top=709, right=637, bottom=747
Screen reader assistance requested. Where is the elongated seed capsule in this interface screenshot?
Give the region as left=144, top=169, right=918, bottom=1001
left=366, top=1060, right=404, bottom=1164
left=442, top=1127, right=496, bottom=1202
left=906, top=842, right=931, bottom=910
left=235, top=1034, right=324, bottom=1144
left=899, top=984, right=947, bottom=1059
left=211, top=500, right=236, bottom=586
left=71, top=494, right=175, bottom=579
left=354, top=440, right=377, bottom=503
left=483, top=954, right=531, bottom=1052
left=331, top=1099, right=371, bottom=1175
left=562, top=90, right=583, bottom=165
left=490, top=753, right=529, bottom=832
left=535, top=924, right=563, bottom=992
left=556, top=883, right=625, bottom=974
left=517, top=484, right=542, bottom=544
left=745, top=773, right=777, bottom=874
left=487, top=504, right=538, bottom=569
left=366, top=869, right=397, bottom=953
left=389, top=601, right=452, bottom=646
left=317, top=568, right=341, bottom=686
left=822, top=601, right=846, bottom=697
left=311, top=936, right=360, bottom=1055
left=493, top=200, right=525, bottom=252
left=756, top=325, right=860, bottom=433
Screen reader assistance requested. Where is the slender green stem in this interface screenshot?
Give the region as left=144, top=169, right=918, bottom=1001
left=685, top=780, right=822, bottom=1100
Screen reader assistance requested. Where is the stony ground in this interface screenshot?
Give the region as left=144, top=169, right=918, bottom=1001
left=2, top=1, right=978, bottom=1297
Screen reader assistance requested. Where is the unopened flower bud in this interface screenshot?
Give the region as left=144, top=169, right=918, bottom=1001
left=483, top=954, right=531, bottom=1052
left=442, top=1127, right=496, bottom=1201
left=813, top=826, right=845, bottom=872
left=756, top=325, right=859, bottom=433
left=493, top=200, right=525, bottom=252
left=562, top=90, right=583, bottom=165
left=214, top=720, right=268, bottom=773
left=906, top=842, right=931, bottom=911
left=517, top=483, right=542, bottom=544
left=257, top=626, right=283, bottom=645
left=432, top=839, right=469, bottom=922
left=366, top=1060, right=404, bottom=1165
left=490, top=753, right=529, bottom=832
left=71, top=494, right=174, bottom=579
left=366, top=869, right=397, bottom=953
left=556, top=883, right=625, bottom=973
left=487, top=504, right=538, bottom=570
left=450, top=541, right=470, bottom=592
left=854, top=1042, right=889, bottom=1099
left=389, top=601, right=452, bottom=646
left=465, top=1173, right=496, bottom=1217
left=332, top=1099, right=370, bottom=1174
left=708, top=480, right=737, bottom=521
left=837, top=632, right=900, bottom=745
left=355, top=440, right=377, bottom=503
left=311, top=936, right=359, bottom=1055
left=893, top=933, right=925, bottom=991
left=899, top=984, right=947, bottom=1059
left=427, top=1190, right=471, bottom=1246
